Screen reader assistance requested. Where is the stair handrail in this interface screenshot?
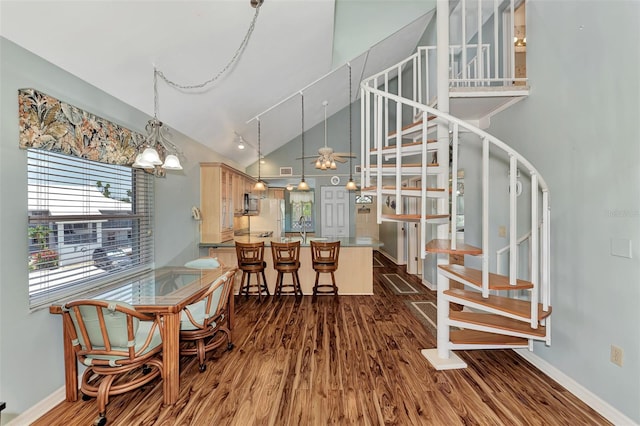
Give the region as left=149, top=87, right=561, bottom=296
left=361, top=85, right=550, bottom=327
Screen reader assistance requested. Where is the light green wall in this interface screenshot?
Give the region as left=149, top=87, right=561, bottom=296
left=483, top=1, right=640, bottom=422
left=0, top=37, right=230, bottom=421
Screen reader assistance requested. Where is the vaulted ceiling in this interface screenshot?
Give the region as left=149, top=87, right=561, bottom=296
left=1, top=0, right=436, bottom=167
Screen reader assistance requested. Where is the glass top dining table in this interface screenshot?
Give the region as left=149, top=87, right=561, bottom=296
left=49, top=265, right=237, bottom=405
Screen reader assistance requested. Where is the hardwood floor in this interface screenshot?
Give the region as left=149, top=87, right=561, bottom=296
left=34, top=252, right=610, bottom=425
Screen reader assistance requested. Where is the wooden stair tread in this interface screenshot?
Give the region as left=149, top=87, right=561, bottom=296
left=444, top=288, right=552, bottom=321
left=449, top=311, right=546, bottom=338
left=440, top=264, right=534, bottom=291
left=381, top=214, right=449, bottom=222
left=450, top=329, right=529, bottom=346
left=370, top=139, right=437, bottom=152
left=426, top=239, right=482, bottom=255
left=388, top=116, right=437, bottom=137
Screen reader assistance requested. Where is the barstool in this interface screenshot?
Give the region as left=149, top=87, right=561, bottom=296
left=310, top=240, right=340, bottom=295
left=235, top=241, right=269, bottom=300
left=271, top=240, right=303, bottom=296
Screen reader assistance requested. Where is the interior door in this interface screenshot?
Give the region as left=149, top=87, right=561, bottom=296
left=320, top=186, right=349, bottom=238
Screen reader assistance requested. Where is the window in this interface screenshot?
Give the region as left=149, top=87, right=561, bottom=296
left=27, top=149, right=154, bottom=308
left=284, top=190, right=314, bottom=232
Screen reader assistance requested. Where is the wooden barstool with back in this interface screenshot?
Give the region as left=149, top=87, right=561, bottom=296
left=235, top=241, right=270, bottom=300
left=310, top=240, right=341, bottom=295
left=271, top=240, right=303, bottom=296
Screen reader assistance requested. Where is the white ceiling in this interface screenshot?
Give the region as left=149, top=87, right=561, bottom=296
left=1, top=0, right=436, bottom=167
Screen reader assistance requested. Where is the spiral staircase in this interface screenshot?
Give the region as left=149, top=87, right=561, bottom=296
left=359, top=0, right=552, bottom=369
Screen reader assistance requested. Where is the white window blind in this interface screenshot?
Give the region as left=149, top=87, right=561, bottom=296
left=27, top=149, right=154, bottom=308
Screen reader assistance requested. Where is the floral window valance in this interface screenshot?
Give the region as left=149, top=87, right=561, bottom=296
left=18, top=88, right=146, bottom=166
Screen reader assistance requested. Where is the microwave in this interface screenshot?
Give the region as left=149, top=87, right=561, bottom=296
left=243, top=193, right=259, bottom=215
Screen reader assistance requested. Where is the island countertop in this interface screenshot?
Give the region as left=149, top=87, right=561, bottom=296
left=200, top=236, right=383, bottom=249
left=203, top=236, right=381, bottom=295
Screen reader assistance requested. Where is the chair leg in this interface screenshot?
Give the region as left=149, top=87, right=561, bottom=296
left=197, top=338, right=207, bottom=372
left=261, top=270, right=270, bottom=296
left=313, top=272, right=320, bottom=296
left=331, top=271, right=338, bottom=294
left=294, top=271, right=303, bottom=296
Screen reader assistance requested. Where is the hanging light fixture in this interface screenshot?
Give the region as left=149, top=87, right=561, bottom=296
left=253, top=118, right=267, bottom=191
left=297, top=91, right=310, bottom=191
left=345, top=63, right=358, bottom=191
left=133, top=68, right=184, bottom=172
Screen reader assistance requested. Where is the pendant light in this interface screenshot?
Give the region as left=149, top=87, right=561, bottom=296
left=345, top=62, right=358, bottom=191
left=297, top=91, right=310, bottom=191
left=253, top=118, right=266, bottom=191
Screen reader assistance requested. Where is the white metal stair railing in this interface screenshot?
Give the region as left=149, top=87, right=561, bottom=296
left=360, top=84, right=551, bottom=326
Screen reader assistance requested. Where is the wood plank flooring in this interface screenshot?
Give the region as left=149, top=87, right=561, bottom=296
left=34, top=252, right=610, bottom=425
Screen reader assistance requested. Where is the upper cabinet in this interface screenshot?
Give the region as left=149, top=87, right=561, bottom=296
left=200, top=163, right=256, bottom=243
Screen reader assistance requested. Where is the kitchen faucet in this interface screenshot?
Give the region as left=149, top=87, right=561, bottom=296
left=299, top=216, right=307, bottom=244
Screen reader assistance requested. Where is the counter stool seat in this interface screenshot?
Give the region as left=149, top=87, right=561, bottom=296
left=271, top=241, right=303, bottom=296
left=235, top=241, right=269, bottom=301
left=310, top=240, right=340, bottom=295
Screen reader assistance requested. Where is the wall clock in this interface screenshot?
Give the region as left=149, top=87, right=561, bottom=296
left=330, top=176, right=340, bottom=185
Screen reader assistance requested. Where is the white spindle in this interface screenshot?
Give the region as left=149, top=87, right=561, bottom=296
left=509, top=155, right=517, bottom=287
left=384, top=74, right=389, bottom=148
left=421, top=110, right=429, bottom=259
left=451, top=124, right=459, bottom=251
left=412, top=57, right=418, bottom=117
left=395, top=99, right=402, bottom=214
left=482, top=137, right=490, bottom=297
left=477, top=0, right=483, bottom=80
left=361, top=87, right=367, bottom=187
left=376, top=95, right=383, bottom=224
left=494, top=0, right=499, bottom=79
left=510, top=0, right=515, bottom=80
left=530, top=173, right=539, bottom=329
left=461, top=0, right=467, bottom=81
left=542, top=191, right=550, bottom=310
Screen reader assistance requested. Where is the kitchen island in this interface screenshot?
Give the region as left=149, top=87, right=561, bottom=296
left=201, top=236, right=382, bottom=295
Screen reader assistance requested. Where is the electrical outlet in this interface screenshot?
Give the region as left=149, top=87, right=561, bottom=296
left=498, top=226, right=507, bottom=238
left=610, top=345, right=624, bottom=367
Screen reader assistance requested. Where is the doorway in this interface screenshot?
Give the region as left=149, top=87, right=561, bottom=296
left=320, top=186, right=350, bottom=238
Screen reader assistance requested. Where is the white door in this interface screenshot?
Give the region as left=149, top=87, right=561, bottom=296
left=320, top=186, right=349, bottom=238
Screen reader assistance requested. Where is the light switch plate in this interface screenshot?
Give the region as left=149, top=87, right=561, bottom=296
left=611, top=238, right=632, bottom=258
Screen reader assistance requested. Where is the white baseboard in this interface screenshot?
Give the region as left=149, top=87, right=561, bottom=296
left=421, top=277, right=436, bottom=291
left=514, top=349, right=638, bottom=426
left=5, top=386, right=65, bottom=426
left=377, top=250, right=399, bottom=265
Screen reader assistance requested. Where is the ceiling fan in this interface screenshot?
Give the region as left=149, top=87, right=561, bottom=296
left=296, top=101, right=355, bottom=170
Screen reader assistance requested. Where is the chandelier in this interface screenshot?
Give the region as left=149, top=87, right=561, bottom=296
left=132, top=68, right=183, bottom=171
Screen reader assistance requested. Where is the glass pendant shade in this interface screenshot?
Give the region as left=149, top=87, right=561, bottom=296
left=141, top=147, right=162, bottom=165
left=345, top=178, right=357, bottom=191
left=132, top=154, right=154, bottom=169
left=297, top=179, right=309, bottom=191
left=315, top=159, right=322, bottom=169
left=330, top=161, right=337, bottom=170
left=254, top=180, right=266, bottom=191
left=163, top=154, right=183, bottom=170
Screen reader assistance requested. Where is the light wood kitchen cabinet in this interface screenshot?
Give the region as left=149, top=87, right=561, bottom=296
left=200, top=163, right=256, bottom=243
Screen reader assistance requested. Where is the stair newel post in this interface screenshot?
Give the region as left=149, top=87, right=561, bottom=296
left=509, top=155, right=518, bottom=287
left=451, top=123, right=459, bottom=251
left=482, top=137, right=490, bottom=298
left=436, top=268, right=451, bottom=359
left=530, top=173, right=539, bottom=329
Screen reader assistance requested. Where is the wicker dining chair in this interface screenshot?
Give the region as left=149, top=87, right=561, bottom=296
left=180, top=269, right=237, bottom=372
left=61, top=300, right=164, bottom=426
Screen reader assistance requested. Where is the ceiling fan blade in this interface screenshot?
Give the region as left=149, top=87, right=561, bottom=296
left=333, top=152, right=356, bottom=158
left=333, top=156, right=348, bottom=163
